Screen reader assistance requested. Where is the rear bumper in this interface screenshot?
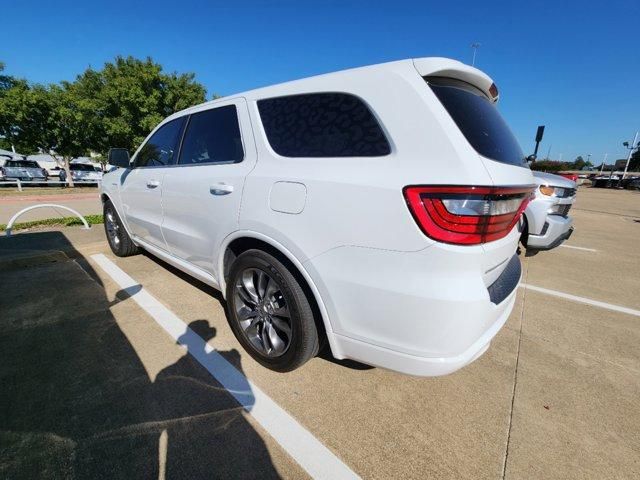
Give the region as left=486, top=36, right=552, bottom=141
left=332, top=289, right=516, bottom=376
left=527, top=215, right=573, bottom=250
left=305, top=243, right=521, bottom=376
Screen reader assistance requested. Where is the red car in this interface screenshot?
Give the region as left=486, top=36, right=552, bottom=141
left=558, top=172, right=578, bottom=182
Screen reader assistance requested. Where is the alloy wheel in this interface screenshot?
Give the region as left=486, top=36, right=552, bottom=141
left=234, top=268, right=292, bottom=357
left=105, top=210, right=120, bottom=246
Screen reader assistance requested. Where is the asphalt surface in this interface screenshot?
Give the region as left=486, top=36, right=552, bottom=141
left=0, top=187, right=639, bottom=479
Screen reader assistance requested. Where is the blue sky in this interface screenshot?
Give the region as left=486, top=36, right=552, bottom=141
left=4, top=0, right=639, bottom=163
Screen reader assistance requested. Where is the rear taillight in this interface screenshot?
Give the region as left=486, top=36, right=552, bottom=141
left=404, top=185, right=534, bottom=245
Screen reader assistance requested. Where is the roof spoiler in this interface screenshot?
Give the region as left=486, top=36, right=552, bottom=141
left=412, top=57, right=498, bottom=103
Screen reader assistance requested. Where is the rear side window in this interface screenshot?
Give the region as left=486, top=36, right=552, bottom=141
left=257, top=93, right=390, bottom=157
left=426, top=77, right=526, bottom=167
left=135, top=117, right=186, bottom=168
left=178, top=105, right=244, bottom=165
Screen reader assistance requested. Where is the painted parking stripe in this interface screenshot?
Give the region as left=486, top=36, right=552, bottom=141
left=91, top=253, right=359, bottom=480
left=519, top=283, right=640, bottom=317
left=559, top=244, right=597, bottom=252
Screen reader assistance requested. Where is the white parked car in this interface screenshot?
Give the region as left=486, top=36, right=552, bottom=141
left=521, top=172, right=575, bottom=250
left=60, top=163, right=103, bottom=184
left=28, top=154, right=63, bottom=178
left=101, top=57, right=535, bottom=376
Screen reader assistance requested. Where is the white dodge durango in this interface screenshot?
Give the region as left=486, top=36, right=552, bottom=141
left=101, top=57, right=535, bottom=376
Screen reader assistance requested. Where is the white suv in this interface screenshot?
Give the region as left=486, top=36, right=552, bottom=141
left=522, top=172, right=576, bottom=250
left=102, top=58, right=535, bottom=376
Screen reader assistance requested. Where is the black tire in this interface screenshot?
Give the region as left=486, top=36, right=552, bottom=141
left=226, top=249, right=319, bottom=372
left=103, top=200, right=140, bottom=257
left=520, top=215, right=529, bottom=248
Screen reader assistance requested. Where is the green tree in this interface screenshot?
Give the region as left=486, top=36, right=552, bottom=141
left=74, top=56, right=207, bottom=153
left=0, top=62, right=31, bottom=152
left=530, top=160, right=567, bottom=172
left=571, top=156, right=586, bottom=170
left=0, top=56, right=207, bottom=186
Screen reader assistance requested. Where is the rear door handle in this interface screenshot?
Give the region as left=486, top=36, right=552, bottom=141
left=210, top=183, right=234, bottom=195
left=146, top=179, right=160, bottom=189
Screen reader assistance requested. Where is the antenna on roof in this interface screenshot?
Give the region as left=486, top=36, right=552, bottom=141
left=471, top=43, right=481, bottom=67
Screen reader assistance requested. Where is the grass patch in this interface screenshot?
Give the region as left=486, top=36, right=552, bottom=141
left=1, top=214, right=103, bottom=232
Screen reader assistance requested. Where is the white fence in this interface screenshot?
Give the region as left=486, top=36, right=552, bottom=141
left=0, top=179, right=101, bottom=191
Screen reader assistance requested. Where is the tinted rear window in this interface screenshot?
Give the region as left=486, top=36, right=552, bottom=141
left=426, top=77, right=526, bottom=167
left=257, top=93, right=390, bottom=157
left=71, top=164, right=96, bottom=171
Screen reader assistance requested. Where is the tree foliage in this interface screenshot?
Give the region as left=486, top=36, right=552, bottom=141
left=531, top=155, right=595, bottom=172
left=73, top=56, right=207, bottom=152
left=0, top=55, right=207, bottom=157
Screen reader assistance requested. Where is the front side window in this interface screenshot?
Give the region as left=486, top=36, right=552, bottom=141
left=426, top=76, right=526, bottom=167
left=257, top=93, right=391, bottom=157
left=134, top=117, right=186, bottom=168
left=178, top=105, right=244, bottom=165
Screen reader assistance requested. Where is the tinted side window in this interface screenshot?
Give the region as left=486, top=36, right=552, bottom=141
left=135, top=117, right=186, bottom=168
left=257, top=93, right=390, bottom=157
left=178, top=105, right=243, bottom=165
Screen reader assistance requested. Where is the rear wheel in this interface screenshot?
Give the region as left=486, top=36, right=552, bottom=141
left=103, top=200, right=139, bottom=257
left=226, top=249, right=319, bottom=372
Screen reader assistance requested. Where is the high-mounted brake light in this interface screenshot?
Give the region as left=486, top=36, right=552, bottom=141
left=489, top=83, right=499, bottom=100
left=404, top=185, right=534, bottom=245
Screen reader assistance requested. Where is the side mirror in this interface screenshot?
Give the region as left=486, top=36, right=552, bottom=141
left=107, top=148, right=131, bottom=168
left=526, top=154, right=536, bottom=165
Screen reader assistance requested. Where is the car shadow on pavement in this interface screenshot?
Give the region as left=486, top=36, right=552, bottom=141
left=0, top=231, right=281, bottom=480
left=141, top=251, right=375, bottom=372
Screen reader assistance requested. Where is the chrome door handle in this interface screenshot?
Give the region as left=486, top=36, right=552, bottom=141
left=146, top=180, right=160, bottom=189
left=210, top=183, right=234, bottom=195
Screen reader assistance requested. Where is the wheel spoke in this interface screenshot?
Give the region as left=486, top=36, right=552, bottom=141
left=237, top=306, right=258, bottom=326
left=260, top=322, right=272, bottom=353
left=264, top=279, right=279, bottom=302
left=266, top=322, right=286, bottom=355
left=236, top=285, right=256, bottom=307
left=240, top=270, right=260, bottom=304
left=244, top=317, right=261, bottom=339
left=270, top=315, right=291, bottom=339
left=257, top=270, right=269, bottom=300
left=272, top=306, right=290, bottom=319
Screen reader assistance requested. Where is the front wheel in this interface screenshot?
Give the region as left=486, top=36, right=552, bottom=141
left=226, top=249, right=319, bottom=372
left=103, top=200, right=139, bottom=257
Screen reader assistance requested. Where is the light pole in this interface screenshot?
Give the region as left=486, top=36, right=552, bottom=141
left=621, top=131, right=639, bottom=184
left=471, top=43, right=481, bottom=67
left=600, top=153, right=608, bottom=174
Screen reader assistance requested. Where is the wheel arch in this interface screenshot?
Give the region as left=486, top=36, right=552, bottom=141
left=218, top=231, right=339, bottom=357
left=101, top=192, right=136, bottom=242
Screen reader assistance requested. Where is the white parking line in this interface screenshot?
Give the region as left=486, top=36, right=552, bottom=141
left=519, top=283, right=640, bottom=317
left=559, top=244, right=597, bottom=252
left=91, top=253, right=359, bottom=480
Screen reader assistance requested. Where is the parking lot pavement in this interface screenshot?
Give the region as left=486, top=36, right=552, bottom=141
left=1, top=186, right=639, bottom=479
left=0, top=192, right=101, bottom=224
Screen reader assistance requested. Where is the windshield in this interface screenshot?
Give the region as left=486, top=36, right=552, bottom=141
left=6, top=160, right=40, bottom=168
left=71, top=164, right=97, bottom=171
left=426, top=76, right=526, bottom=167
